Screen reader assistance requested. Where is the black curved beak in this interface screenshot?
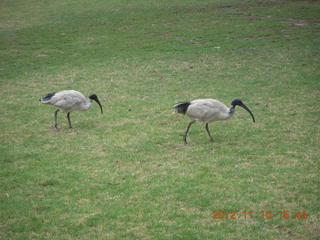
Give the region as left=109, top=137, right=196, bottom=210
left=94, top=97, right=103, bottom=114
left=240, top=103, right=255, bottom=122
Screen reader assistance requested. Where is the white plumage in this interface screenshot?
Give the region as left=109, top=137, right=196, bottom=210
left=39, top=90, right=103, bottom=129
left=173, top=98, right=255, bottom=144
left=186, top=99, right=231, bottom=122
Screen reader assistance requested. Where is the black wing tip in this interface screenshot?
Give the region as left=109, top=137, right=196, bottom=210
left=40, top=92, right=56, bottom=101
left=173, top=101, right=191, bottom=114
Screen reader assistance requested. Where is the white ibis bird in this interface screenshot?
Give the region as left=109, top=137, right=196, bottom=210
left=39, top=90, right=103, bottom=129
left=173, top=98, right=255, bottom=144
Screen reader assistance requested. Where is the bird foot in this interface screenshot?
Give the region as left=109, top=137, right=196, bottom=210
left=178, top=133, right=188, bottom=144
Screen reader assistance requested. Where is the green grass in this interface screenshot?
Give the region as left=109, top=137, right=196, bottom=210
left=1, top=0, right=319, bottom=239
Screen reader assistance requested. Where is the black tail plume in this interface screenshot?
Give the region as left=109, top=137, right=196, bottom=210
left=39, top=92, right=56, bottom=102
left=173, top=101, right=191, bottom=114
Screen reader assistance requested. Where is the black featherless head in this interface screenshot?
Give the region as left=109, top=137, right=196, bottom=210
left=89, top=94, right=98, bottom=100
left=89, top=94, right=103, bottom=114
left=231, top=98, right=255, bottom=122
left=231, top=98, right=244, bottom=107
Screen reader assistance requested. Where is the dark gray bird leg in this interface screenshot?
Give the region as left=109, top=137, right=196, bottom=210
left=181, top=120, right=196, bottom=144
left=54, top=109, right=60, bottom=129
left=67, top=112, right=72, bottom=129
left=205, top=123, right=213, bottom=141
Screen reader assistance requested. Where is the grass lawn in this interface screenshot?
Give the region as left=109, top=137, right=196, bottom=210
left=0, top=0, right=319, bottom=239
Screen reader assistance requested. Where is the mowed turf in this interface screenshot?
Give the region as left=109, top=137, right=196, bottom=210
left=0, top=0, right=319, bottom=239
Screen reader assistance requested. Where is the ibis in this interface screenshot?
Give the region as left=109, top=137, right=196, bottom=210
left=173, top=98, right=255, bottom=144
left=39, top=90, right=103, bottom=129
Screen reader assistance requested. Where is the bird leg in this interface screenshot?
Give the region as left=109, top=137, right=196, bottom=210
left=181, top=120, right=196, bottom=144
left=54, top=109, right=60, bottom=129
left=205, top=123, right=213, bottom=141
left=67, top=112, right=72, bottom=129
